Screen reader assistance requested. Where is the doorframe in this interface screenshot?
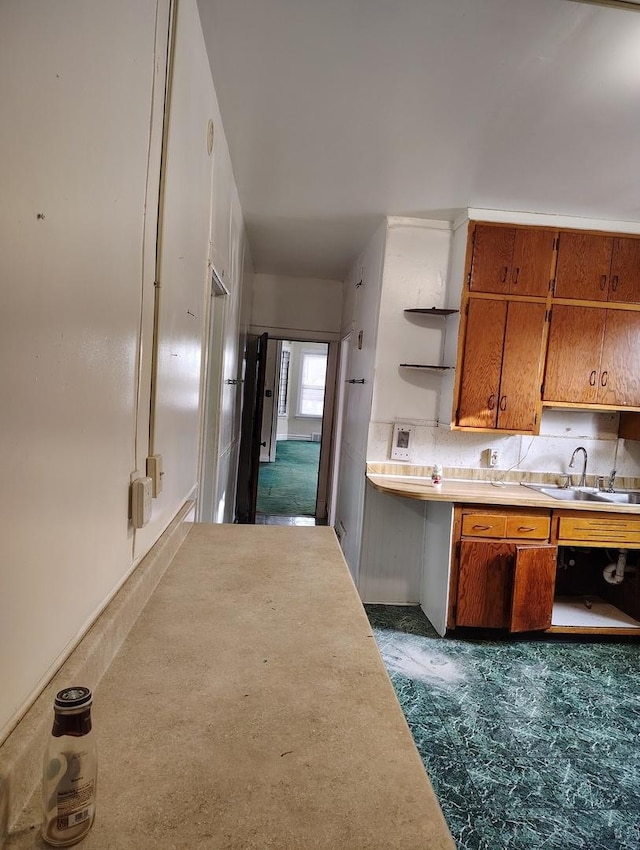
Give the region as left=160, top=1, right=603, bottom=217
left=255, top=334, right=338, bottom=523
left=197, top=268, right=229, bottom=523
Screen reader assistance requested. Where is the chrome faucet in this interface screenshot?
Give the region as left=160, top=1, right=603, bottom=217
left=607, top=468, right=617, bottom=492
left=569, top=446, right=588, bottom=488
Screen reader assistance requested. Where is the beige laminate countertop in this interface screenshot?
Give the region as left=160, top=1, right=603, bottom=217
left=367, top=473, right=640, bottom=514
left=8, top=524, right=454, bottom=850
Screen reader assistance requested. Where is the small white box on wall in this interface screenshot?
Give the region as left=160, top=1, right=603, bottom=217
left=390, top=423, right=414, bottom=461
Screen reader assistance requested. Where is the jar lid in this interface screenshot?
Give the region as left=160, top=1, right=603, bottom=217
left=54, top=686, right=92, bottom=711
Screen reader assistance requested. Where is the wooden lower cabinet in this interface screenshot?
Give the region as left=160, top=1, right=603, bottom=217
left=450, top=507, right=557, bottom=633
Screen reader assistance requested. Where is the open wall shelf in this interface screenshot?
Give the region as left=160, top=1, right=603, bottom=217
left=404, top=308, right=458, bottom=316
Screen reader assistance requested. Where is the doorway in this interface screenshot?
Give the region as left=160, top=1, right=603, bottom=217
left=256, top=340, right=328, bottom=522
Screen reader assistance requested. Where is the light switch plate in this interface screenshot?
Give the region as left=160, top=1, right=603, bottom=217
left=390, top=423, right=414, bottom=461
left=146, top=454, right=164, bottom=497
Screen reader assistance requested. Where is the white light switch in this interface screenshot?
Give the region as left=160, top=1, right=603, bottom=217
left=146, top=454, right=164, bottom=497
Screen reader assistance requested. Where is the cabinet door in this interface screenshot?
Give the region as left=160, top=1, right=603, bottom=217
left=510, top=228, right=556, bottom=297
left=457, top=299, right=507, bottom=428
left=555, top=232, right=613, bottom=301
left=598, top=310, right=640, bottom=407
left=510, top=545, right=557, bottom=633
left=470, top=225, right=514, bottom=294
left=497, top=302, right=546, bottom=431
left=456, top=541, right=514, bottom=628
left=609, top=237, right=640, bottom=304
left=543, top=306, right=606, bottom=404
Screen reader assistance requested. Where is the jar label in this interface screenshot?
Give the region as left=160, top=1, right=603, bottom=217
left=56, top=781, right=95, bottom=831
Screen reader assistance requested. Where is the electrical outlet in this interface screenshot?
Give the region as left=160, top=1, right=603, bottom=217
left=131, top=477, right=152, bottom=528
left=490, top=449, right=499, bottom=468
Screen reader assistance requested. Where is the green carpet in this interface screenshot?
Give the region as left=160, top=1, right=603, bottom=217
left=257, top=440, right=320, bottom=516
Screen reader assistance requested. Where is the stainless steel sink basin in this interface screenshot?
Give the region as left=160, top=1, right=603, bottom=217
left=521, top=483, right=640, bottom=504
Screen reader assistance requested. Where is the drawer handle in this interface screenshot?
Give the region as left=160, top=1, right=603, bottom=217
left=600, top=274, right=608, bottom=291
left=472, top=524, right=493, bottom=531
left=589, top=370, right=597, bottom=386
left=499, top=395, right=507, bottom=411
left=600, top=370, right=608, bottom=387
left=612, top=275, right=619, bottom=292
left=501, top=266, right=508, bottom=283
left=512, top=267, right=520, bottom=284
left=488, top=394, right=496, bottom=410
left=516, top=526, right=536, bottom=532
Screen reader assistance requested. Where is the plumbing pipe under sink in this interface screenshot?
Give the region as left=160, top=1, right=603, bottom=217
left=603, top=549, right=628, bottom=585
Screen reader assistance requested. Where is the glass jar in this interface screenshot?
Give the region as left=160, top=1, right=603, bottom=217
left=42, top=686, right=97, bottom=847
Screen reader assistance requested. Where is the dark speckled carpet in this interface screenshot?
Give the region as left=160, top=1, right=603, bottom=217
left=257, top=439, right=320, bottom=516
left=366, top=604, right=640, bottom=850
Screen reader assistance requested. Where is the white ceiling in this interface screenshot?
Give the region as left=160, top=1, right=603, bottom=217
left=196, top=0, right=640, bottom=280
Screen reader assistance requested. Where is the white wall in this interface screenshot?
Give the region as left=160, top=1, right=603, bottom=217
left=0, top=0, right=250, bottom=742
left=250, top=274, right=343, bottom=340
left=333, top=222, right=387, bottom=579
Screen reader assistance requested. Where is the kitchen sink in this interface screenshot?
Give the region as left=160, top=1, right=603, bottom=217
left=521, top=483, right=640, bottom=504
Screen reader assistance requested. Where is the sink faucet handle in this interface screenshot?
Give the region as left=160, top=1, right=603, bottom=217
left=596, top=475, right=605, bottom=491
left=607, top=468, right=617, bottom=492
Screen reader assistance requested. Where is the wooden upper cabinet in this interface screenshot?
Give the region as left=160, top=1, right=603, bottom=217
left=498, top=302, right=546, bottom=431
left=555, top=232, right=612, bottom=300
left=470, top=225, right=555, bottom=297
left=544, top=306, right=640, bottom=407
left=456, top=299, right=506, bottom=428
left=456, top=299, right=546, bottom=431
left=543, top=306, right=606, bottom=404
left=609, top=237, right=640, bottom=304
left=555, top=232, right=640, bottom=303
left=598, top=310, right=640, bottom=407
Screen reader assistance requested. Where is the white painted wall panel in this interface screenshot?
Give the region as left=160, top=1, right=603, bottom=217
left=0, top=0, right=167, bottom=740
left=135, top=0, right=216, bottom=555
left=359, top=482, right=427, bottom=604
left=251, top=274, right=343, bottom=339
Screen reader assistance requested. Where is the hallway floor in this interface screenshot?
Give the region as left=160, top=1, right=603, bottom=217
left=366, top=605, right=639, bottom=850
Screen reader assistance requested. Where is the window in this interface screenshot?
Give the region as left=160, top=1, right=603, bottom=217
left=297, top=351, right=327, bottom=417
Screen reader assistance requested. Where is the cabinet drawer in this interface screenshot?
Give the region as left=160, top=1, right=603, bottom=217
left=505, top=515, right=550, bottom=540
left=556, top=513, right=640, bottom=546
left=461, top=514, right=507, bottom=538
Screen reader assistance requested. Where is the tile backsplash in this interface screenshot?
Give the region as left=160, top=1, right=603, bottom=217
left=369, top=410, right=640, bottom=479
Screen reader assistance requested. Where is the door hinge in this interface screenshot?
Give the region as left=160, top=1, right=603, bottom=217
left=553, top=237, right=559, bottom=251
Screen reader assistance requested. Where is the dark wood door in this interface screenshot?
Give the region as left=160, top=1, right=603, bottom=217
left=609, top=237, right=640, bottom=304
left=235, top=332, right=268, bottom=523
left=510, top=228, right=556, bottom=297
left=555, top=232, right=613, bottom=301
left=510, top=545, right=557, bottom=633
left=469, top=225, right=515, bottom=294
left=456, top=540, right=514, bottom=628
left=598, top=310, right=640, bottom=407
left=496, top=302, right=546, bottom=431
left=456, top=299, right=507, bottom=428
left=543, top=306, right=606, bottom=404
